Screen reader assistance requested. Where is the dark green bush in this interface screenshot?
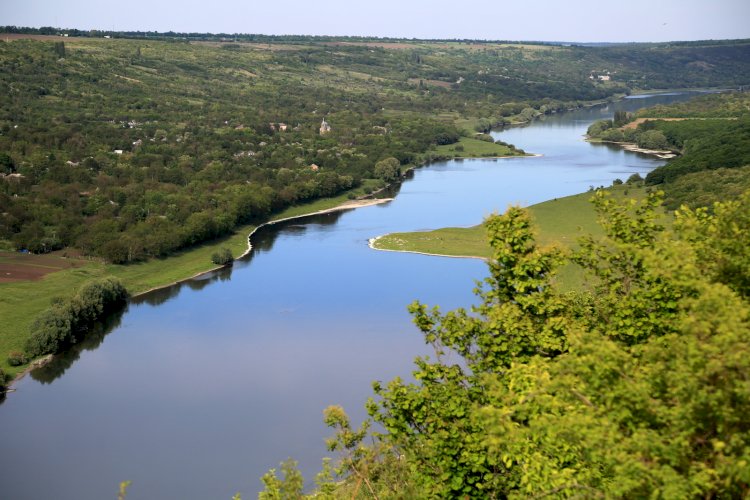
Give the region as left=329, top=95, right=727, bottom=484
left=25, top=277, right=128, bottom=358
left=7, top=351, right=28, bottom=366
left=211, top=248, right=234, bottom=266
left=627, top=173, right=644, bottom=184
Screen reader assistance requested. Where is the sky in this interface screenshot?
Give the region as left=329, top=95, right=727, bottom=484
left=1, top=0, right=749, bottom=43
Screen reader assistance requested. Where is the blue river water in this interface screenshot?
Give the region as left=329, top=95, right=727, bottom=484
left=0, top=91, right=702, bottom=499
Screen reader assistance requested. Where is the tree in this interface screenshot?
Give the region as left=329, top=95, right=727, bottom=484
left=367, top=190, right=750, bottom=498
left=613, top=110, right=631, bottom=127
left=373, top=157, right=401, bottom=183
left=211, top=247, right=234, bottom=266
left=637, top=129, right=669, bottom=150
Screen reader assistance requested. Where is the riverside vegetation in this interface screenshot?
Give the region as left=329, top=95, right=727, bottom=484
left=1, top=31, right=750, bottom=497
left=3, top=34, right=748, bottom=376
left=376, top=91, right=750, bottom=263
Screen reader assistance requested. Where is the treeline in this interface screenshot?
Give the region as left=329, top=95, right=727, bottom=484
left=23, top=277, right=128, bottom=358
left=261, top=191, right=750, bottom=498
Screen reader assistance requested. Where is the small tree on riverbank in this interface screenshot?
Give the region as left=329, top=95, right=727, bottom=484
left=211, top=248, right=234, bottom=266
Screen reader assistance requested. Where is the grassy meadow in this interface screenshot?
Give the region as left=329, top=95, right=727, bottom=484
left=372, top=185, right=661, bottom=289
left=434, top=136, right=522, bottom=158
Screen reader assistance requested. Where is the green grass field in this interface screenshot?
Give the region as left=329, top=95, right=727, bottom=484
left=434, top=136, right=523, bottom=158
left=372, top=185, right=661, bottom=289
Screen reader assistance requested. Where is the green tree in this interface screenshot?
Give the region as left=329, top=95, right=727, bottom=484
left=211, top=247, right=234, bottom=266
left=373, top=157, right=401, bottom=183
left=613, top=110, right=631, bottom=127
left=637, top=129, right=669, bottom=150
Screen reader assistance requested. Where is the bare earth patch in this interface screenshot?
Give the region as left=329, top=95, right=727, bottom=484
left=0, top=252, right=88, bottom=283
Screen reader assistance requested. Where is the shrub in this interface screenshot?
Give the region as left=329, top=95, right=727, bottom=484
left=627, top=173, right=644, bottom=184
left=7, top=351, right=27, bottom=366
left=25, top=277, right=128, bottom=358
left=211, top=248, right=234, bottom=266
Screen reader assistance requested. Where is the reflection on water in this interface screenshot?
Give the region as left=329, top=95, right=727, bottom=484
left=30, top=306, right=128, bottom=385
left=131, top=210, right=349, bottom=308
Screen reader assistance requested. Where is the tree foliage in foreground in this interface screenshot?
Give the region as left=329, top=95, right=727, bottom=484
left=262, top=190, right=750, bottom=498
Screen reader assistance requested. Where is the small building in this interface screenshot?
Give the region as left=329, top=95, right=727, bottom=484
left=320, top=118, right=331, bottom=135
left=309, top=164, right=320, bottom=171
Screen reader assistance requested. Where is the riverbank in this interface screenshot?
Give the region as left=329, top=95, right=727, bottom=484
left=0, top=194, right=393, bottom=383
left=586, top=137, right=678, bottom=159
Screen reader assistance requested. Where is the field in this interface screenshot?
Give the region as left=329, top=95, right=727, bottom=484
left=434, top=136, right=521, bottom=158
left=371, top=185, right=659, bottom=289
left=0, top=252, right=89, bottom=283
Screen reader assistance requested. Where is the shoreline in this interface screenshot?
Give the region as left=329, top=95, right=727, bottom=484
left=368, top=235, right=486, bottom=261
left=446, top=152, right=543, bottom=160
left=132, top=198, right=393, bottom=298
left=585, top=137, right=678, bottom=159
left=5, top=197, right=393, bottom=390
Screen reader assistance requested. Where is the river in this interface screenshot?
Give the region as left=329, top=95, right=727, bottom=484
left=0, top=91, right=702, bottom=499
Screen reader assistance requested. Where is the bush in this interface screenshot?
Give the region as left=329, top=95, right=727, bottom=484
left=211, top=248, right=234, bottom=266
left=25, top=277, right=128, bottom=358
left=7, top=351, right=27, bottom=366
left=637, top=129, right=669, bottom=150
left=626, top=173, right=644, bottom=184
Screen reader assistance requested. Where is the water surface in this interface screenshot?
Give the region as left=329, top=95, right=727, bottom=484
left=0, top=91, right=702, bottom=499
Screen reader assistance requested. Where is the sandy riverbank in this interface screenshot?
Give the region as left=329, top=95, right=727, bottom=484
left=586, top=138, right=677, bottom=159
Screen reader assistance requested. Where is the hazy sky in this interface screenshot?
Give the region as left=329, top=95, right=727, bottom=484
left=2, top=0, right=749, bottom=42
